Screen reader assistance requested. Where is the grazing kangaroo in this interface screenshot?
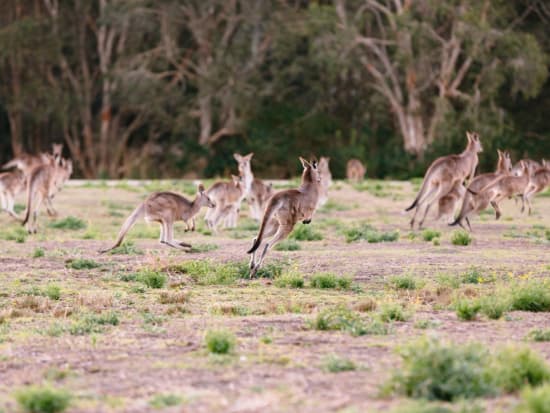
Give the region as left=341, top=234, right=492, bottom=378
left=22, top=157, right=73, bottom=233
left=346, top=159, right=366, bottom=182
left=317, top=156, right=332, bottom=207
left=248, top=157, right=321, bottom=278
left=0, top=169, right=26, bottom=219
left=3, top=143, right=63, bottom=176
left=204, top=175, right=246, bottom=230
left=450, top=149, right=513, bottom=230
left=406, top=131, right=482, bottom=229
left=523, top=160, right=550, bottom=215
left=234, top=153, right=273, bottom=221
left=100, top=184, right=215, bottom=253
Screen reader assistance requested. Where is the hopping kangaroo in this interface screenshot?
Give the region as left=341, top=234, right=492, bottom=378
left=247, top=157, right=321, bottom=277
left=234, top=153, right=273, bottom=221
left=522, top=160, right=550, bottom=215
left=3, top=143, right=63, bottom=176
left=406, top=131, right=482, bottom=229
left=317, top=156, right=332, bottom=207
left=451, top=149, right=513, bottom=230
left=434, top=181, right=466, bottom=224
left=511, top=159, right=541, bottom=177
left=346, top=159, right=366, bottom=182
left=22, top=157, right=73, bottom=233
left=0, top=169, right=26, bottom=219
left=100, top=184, right=215, bottom=253
left=204, top=175, right=246, bottom=230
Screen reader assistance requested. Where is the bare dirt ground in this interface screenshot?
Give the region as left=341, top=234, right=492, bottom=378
left=0, top=179, right=549, bottom=412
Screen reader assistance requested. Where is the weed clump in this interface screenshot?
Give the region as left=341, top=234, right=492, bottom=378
left=344, top=223, right=399, bottom=243
left=516, top=384, right=550, bottom=413
left=527, top=329, right=550, bottom=342
left=205, top=330, right=236, bottom=354
left=49, top=216, right=86, bottom=230
left=149, top=394, right=182, bottom=409
left=290, top=225, right=323, bottom=241
left=510, top=281, right=550, bottom=312
left=107, top=241, right=143, bottom=255
left=274, top=271, right=305, bottom=288
left=378, top=302, right=410, bottom=322
left=321, top=354, right=357, bottom=373
left=389, top=275, right=418, bottom=290
left=137, top=270, right=167, bottom=289
left=310, top=272, right=351, bottom=290
left=492, top=346, right=550, bottom=393
left=274, top=239, right=301, bottom=251
left=33, top=247, right=45, bottom=258
left=455, top=299, right=481, bottom=321
left=15, top=386, right=71, bottom=413
left=65, top=259, right=100, bottom=270
left=451, top=230, right=472, bottom=246
left=421, top=229, right=440, bottom=242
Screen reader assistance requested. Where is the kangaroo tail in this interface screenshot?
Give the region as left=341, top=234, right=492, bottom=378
left=247, top=200, right=277, bottom=254
left=21, top=173, right=37, bottom=225
left=405, top=176, right=430, bottom=211
left=99, top=203, right=144, bottom=253
left=2, top=159, right=23, bottom=171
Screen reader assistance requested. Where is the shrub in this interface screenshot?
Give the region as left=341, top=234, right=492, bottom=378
left=310, top=273, right=351, bottom=290
left=388, top=337, right=495, bottom=401
left=344, top=224, right=399, bottom=243
left=460, top=267, right=484, bottom=284
left=274, top=239, right=301, bottom=251
left=510, top=282, right=550, bottom=312
left=492, top=346, right=550, bottom=393
left=205, top=330, right=236, bottom=354
left=378, top=302, right=410, bottom=322
left=451, top=230, right=472, bottom=246
left=48, top=216, right=86, bottom=230
left=455, top=299, right=481, bottom=321
left=69, top=312, right=119, bottom=336
left=311, top=306, right=368, bottom=336
left=321, top=354, right=356, bottom=373
left=45, top=285, right=61, bottom=301
left=478, top=296, right=509, bottom=320
left=516, top=384, right=550, bottom=413
left=389, top=275, right=418, bottom=290
left=33, top=247, right=45, bottom=258
left=66, top=259, right=100, bottom=270
left=137, top=270, right=167, bottom=289
left=149, top=394, right=182, bottom=409
left=15, top=386, right=70, bottom=413
left=527, top=329, right=550, bottom=342
left=274, top=271, right=305, bottom=288
left=289, top=225, right=323, bottom=241
left=422, top=229, right=441, bottom=242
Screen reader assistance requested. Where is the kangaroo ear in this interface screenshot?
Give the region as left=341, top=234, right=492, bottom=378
left=245, top=153, right=254, bottom=160
left=299, top=157, right=310, bottom=169
left=233, top=153, right=242, bottom=162
left=497, top=149, right=502, bottom=157
left=466, top=131, right=472, bottom=142
left=198, top=183, right=205, bottom=193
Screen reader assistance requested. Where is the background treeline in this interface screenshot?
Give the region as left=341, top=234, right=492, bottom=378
left=1, top=0, right=549, bottom=179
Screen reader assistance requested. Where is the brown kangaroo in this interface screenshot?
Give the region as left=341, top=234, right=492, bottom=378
left=234, top=153, right=273, bottom=221
left=204, top=174, right=246, bottom=230
left=523, top=160, right=550, bottom=215
left=435, top=181, right=466, bottom=224
left=317, top=156, right=332, bottom=207
left=346, top=159, right=366, bottom=182
left=511, top=159, right=541, bottom=177
left=406, top=131, right=482, bottom=229
left=100, top=184, right=215, bottom=253
left=247, top=157, right=321, bottom=277
left=3, top=143, right=63, bottom=177
left=0, top=169, right=26, bottom=219
left=450, top=149, right=513, bottom=230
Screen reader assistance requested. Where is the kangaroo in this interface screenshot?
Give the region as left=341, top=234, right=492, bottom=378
left=3, top=143, right=63, bottom=176
left=511, top=159, right=541, bottom=177
left=204, top=174, right=246, bottom=230
left=22, top=157, right=73, bottom=233
left=234, top=153, right=273, bottom=221
left=450, top=149, right=513, bottom=230
left=0, top=169, right=26, bottom=219
left=346, top=159, right=366, bottom=182
left=317, top=156, right=332, bottom=207
left=100, top=184, right=215, bottom=253
left=406, top=131, right=482, bottom=229
left=523, top=160, right=550, bottom=215
left=435, top=181, right=466, bottom=224
left=247, top=157, right=321, bottom=278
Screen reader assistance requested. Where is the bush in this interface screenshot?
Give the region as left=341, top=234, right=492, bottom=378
left=15, top=386, right=71, bottom=413
left=461, top=267, right=484, bottom=284
left=205, top=330, right=236, bottom=354
left=451, top=230, right=472, bottom=246
left=45, top=285, right=61, bottom=301
left=527, top=329, right=550, bottom=342
left=48, top=216, right=86, bottom=230
left=33, top=248, right=45, bottom=258
left=478, top=295, right=508, bottom=320
left=389, top=275, right=418, bottom=290
left=510, top=282, right=550, bottom=312
left=310, top=273, right=351, bottom=289
left=274, top=239, right=301, bottom=251
left=378, top=302, right=410, bottom=322
left=455, top=299, right=481, bottom=321
left=422, top=229, right=441, bottom=242
left=137, top=270, right=167, bottom=289
left=321, top=354, right=356, bottom=373
left=149, top=394, right=182, bottom=409
left=311, top=306, right=373, bottom=336
left=289, top=225, right=323, bottom=241
left=492, top=346, right=550, bottom=393
left=344, top=224, right=399, bottom=243
left=388, top=337, right=496, bottom=401
left=69, top=312, right=120, bottom=336
left=274, top=271, right=305, bottom=288
left=516, top=384, right=550, bottom=413
left=66, top=259, right=100, bottom=270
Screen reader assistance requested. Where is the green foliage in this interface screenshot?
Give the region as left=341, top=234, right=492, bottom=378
left=44, top=285, right=61, bottom=301
left=492, top=346, right=550, bottom=392
left=0, top=227, right=27, bottom=243
left=187, top=243, right=219, bottom=253
left=136, top=270, right=167, bottom=289
left=48, top=216, right=86, bottom=230
left=460, top=267, right=486, bottom=284
left=451, top=230, right=472, bottom=246
left=311, top=306, right=375, bottom=336
left=289, top=225, right=323, bottom=241
left=309, top=272, right=351, bottom=289
left=32, top=247, right=45, bottom=258
left=107, top=241, right=143, bottom=255
left=274, top=239, right=301, bottom=251
left=15, top=386, right=71, bottom=413
left=421, top=229, right=441, bottom=242
left=149, top=394, right=183, bottom=409
left=389, top=274, right=418, bottom=290
left=478, top=295, right=508, bottom=320
left=510, top=281, right=550, bottom=312
left=344, top=223, right=399, bottom=243
left=205, top=330, right=236, bottom=355
left=274, top=271, right=305, bottom=288
left=378, top=302, right=410, bottom=322
left=321, top=354, right=356, bottom=373
left=455, top=299, right=481, bottom=321
left=69, top=312, right=119, bottom=335
left=527, top=329, right=550, bottom=342
left=65, top=259, right=100, bottom=270
left=516, top=384, right=550, bottom=413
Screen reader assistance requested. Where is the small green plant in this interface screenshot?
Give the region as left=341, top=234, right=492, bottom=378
left=15, top=386, right=71, bottom=413
left=149, top=394, right=183, bottom=409
left=344, top=223, right=399, bottom=243
left=187, top=243, right=219, bottom=253
left=422, top=229, right=441, bottom=242
left=321, top=354, right=357, bottom=373
left=451, top=230, right=472, bottom=246
left=33, top=247, right=45, bottom=258
left=1, top=227, right=28, bottom=243
left=378, top=302, right=410, bottom=322
left=492, top=346, right=550, bottom=393
left=309, top=272, right=351, bottom=290
left=312, top=306, right=365, bottom=336
left=137, top=270, right=167, bottom=289
left=205, top=330, right=236, bottom=355
left=510, top=281, right=550, bottom=312
left=48, top=216, right=86, bottom=230
left=107, top=241, right=143, bottom=255
left=455, top=299, right=481, bottom=321
left=527, top=329, right=550, bottom=342
left=289, top=225, right=323, bottom=241
left=66, top=259, right=100, bottom=270
left=274, top=271, right=305, bottom=288
left=45, top=285, right=61, bottom=301
left=461, top=267, right=485, bottom=284
left=69, top=312, right=119, bottom=335
left=274, top=239, right=301, bottom=251
left=478, top=295, right=508, bottom=320
left=389, top=274, right=418, bottom=290
left=516, top=383, right=550, bottom=413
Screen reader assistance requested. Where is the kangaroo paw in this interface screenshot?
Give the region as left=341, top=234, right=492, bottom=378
left=302, top=219, right=311, bottom=224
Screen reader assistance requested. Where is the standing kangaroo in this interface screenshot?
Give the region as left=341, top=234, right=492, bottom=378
left=451, top=149, right=513, bottom=230
left=0, top=169, right=26, bottom=219
left=522, top=160, right=550, bottom=215
left=22, top=157, right=73, bottom=233
left=234, top=153, right=273, bottom=221
left=3, top=143, right=63, bottom=177
left=100, top=184, right=215, bottom=253
left=204, top=175, right=246, bottom=230
left=247, top=157, right=321, bottom=278
left=317, top=156, right=332, bottom=207
left=346, top=159, right=366, bottom=182
left=434, top=181, right=466, bottom=224
left=406, top=131, right=482, bottom=229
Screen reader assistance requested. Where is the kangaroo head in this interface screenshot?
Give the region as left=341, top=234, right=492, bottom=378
left=234, top=153, right=253, bottom=176
left=299, top=157, right=321, bottom=184
left=52, top=143, right=63, bottom=159
left=466, top=131, right=482, bottom=153
left=231, top=174, right=243, bottom=189
left=197, top=183, right=215, bottom=208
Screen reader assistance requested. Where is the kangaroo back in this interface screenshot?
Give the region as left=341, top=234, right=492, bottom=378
left=100, top=203, right=145, bottom=253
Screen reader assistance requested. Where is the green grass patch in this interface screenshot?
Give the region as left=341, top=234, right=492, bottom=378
left=516, top=383, right=550, bottom=413
left=510, top=281, right=550, bottom=312
left=389, top=274, right=418, bottom=290
left=0, top=227, right=27, bottom=243
left=68, top=312, right=119, bottom=335
left=65, top=258, right=100, bottom=270
left=136, top=270, right=167, bottom=289
left=309, top=272, right=351, bottom=290
left=344, top=223, right=399, bottom=243
left=205, top=330, right=236, bottom=355
left=274, top=270, right=305, bottom=288
left=15, top=385, right=71, bottom=413
left=378, top=302, right=410, bottom=322
left=451, top=230, right=472, bottom=246
left=32, top=247, right=45, bottom=258
left=149, top=394, right=183, bottom=409
left=187, top=243, right=219, bottom=253
left=274, top=239, right=301, bottom=251
left=492, top=346, right=550, bottom=392
left=289, top=225, right=323, bottom=241
left=311, top=306, right=388, bottom=336
left=321, top=354, right=357, bottom=373
left=48, top=216, right=86, bottom=230
left=527, top=329, right=550, bottom=342
left=421, top=229, right=441, bottom=242
left=107, top=241, right=143, bottom=255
